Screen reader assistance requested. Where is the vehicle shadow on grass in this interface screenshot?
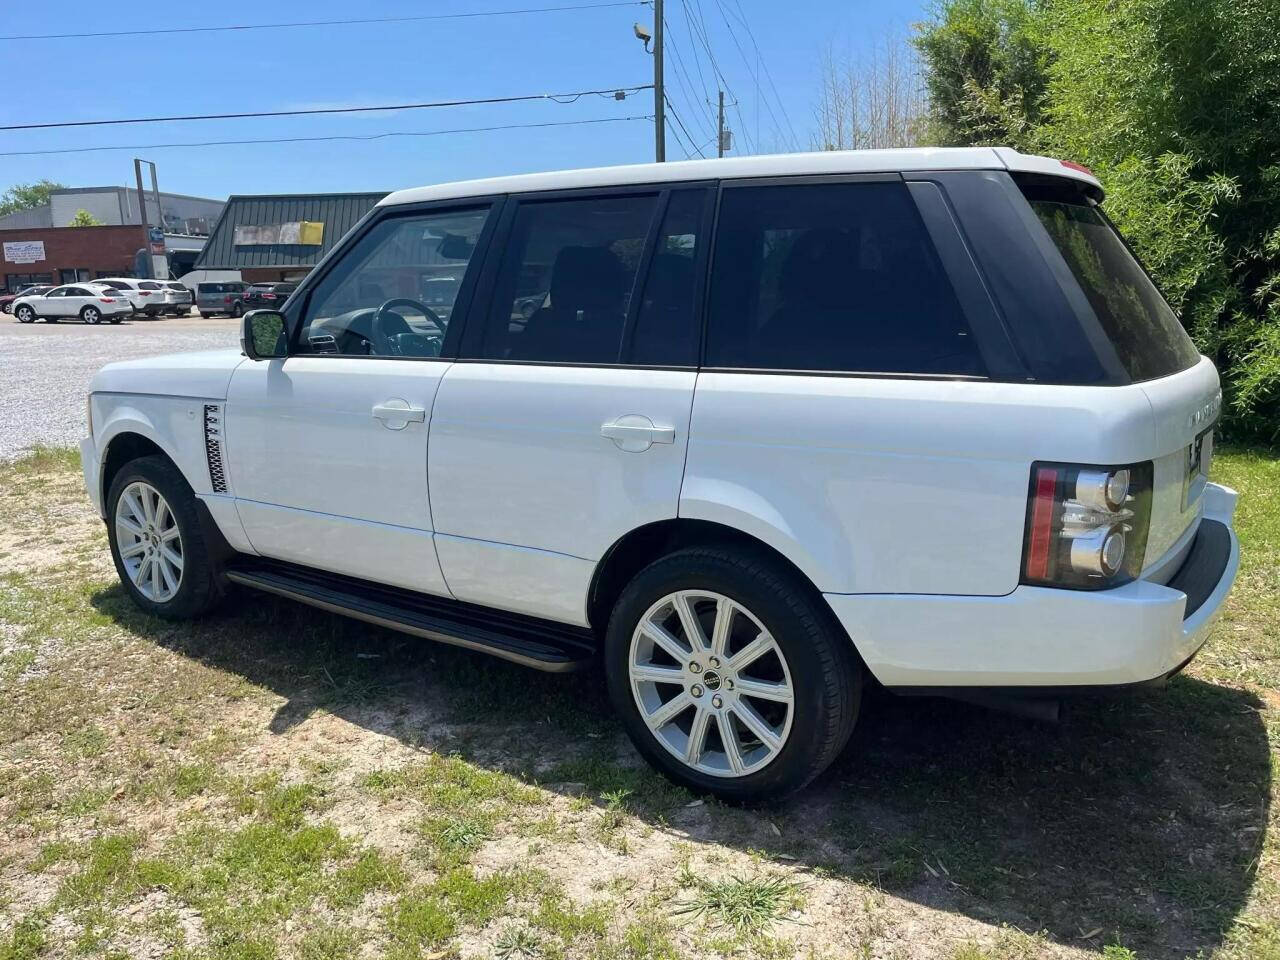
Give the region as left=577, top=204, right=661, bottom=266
left=91, top=584, right=1271, bottom=959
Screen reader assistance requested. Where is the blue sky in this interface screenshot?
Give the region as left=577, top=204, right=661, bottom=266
left=0, top=0, right=926, bottom=200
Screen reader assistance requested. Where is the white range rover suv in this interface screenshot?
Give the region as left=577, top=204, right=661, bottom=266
left=81, top=148, right=1240, bottom=801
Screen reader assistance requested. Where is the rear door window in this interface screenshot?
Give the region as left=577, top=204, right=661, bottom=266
left=1027, top=194, right=1200, bottom=382
left=705, top=181, right=981, bottom=375
left=477, top=193, right=659, bottom=364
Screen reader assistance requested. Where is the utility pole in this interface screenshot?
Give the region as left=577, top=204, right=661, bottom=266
left=653, top=0, right=665, bottom=162
left=717, top=90, right=725, bottom=158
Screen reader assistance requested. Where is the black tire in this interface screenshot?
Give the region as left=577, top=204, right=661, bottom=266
left=198, top=311, right=209, bottom=319
left=108, top=316, right=123, bottom=325
left=231, top=301, right=244, bottom=317
left=605, top=546, right=861, bottom=804
left=81, top=305, right=102, bottom=325
left=45, top=315, right=58, bottom=323
left=106, top=455, right=224, bottom=620
left=15, top=304, right=35, bottom=323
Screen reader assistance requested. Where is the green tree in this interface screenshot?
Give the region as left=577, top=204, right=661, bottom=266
left=68, top=209, right=102, bottom=227
left=0, top=179, right=65, bottom=217
left=915, top=0, right=1280, bottom=440
left=912, top=0, right=1049, bottom=147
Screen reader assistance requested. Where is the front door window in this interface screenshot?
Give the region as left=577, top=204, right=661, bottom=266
left=299, top=207, right=490, bottom=358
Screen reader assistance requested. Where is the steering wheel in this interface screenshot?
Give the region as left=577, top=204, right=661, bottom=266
left=371, top=298, right=444, bottom=355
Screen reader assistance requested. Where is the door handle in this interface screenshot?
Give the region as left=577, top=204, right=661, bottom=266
left=600, top=415, right=676, bottom=452
left=372, top=400, right=426, bottom=430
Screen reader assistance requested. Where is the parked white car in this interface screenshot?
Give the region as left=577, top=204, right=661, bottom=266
left=80, top=148, right=1240, bottom=800
left=94, top=277, right=167, bottom=317
left=13, top=282, right=133, bottom=324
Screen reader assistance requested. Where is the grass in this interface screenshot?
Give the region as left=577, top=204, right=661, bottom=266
left=672, top=872, right=801, bottom=936
left=1, top=444, right=1279, bottom=958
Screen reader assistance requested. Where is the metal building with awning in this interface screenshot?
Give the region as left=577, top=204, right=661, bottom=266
left=195, top=192, right=387, bottom=283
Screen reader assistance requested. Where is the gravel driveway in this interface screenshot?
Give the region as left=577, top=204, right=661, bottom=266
left=0, top=313, right=240, bottom=460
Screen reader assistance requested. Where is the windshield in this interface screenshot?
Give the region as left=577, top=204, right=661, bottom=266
left=1030, top=198, right=1200, bottom=382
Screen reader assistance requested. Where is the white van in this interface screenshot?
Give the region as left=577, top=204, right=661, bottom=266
left=79, top=148, right=1239, bottom=800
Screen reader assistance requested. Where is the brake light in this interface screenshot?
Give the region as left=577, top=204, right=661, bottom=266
left=1021, top=461, right=1152, bottom=590
left=1060, top=159, right=1095, bottom=177
left=98, top=297, right=114, bottom=303
left=263, top=293, right=277, bottom=300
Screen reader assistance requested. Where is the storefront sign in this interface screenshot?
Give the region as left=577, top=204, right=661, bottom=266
left=234, top=221, right=324, bottom=246
left=3, top=240, right=46, bottom=264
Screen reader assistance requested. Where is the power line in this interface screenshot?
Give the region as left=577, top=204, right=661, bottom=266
left=713, top=0, right=796, bottom=151
left=664, top=95, right=706, bottom=158
left=0, top=85, right=652, bottom=132
left=722, top=0, right=800, bottom=150
left=0, top=1, right=647, bottom=41
left=662, top=18, right=718, bottom=138
left=0, top=116, right=654, bottom=158
left=679, top=0, right=754, bottom=153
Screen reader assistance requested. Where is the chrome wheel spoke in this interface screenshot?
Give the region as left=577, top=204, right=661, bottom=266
left=709, top=597, right=733, bottom=658
left=116, top=515, right=144, bottom=538
left=731, top=701, right=783, bottom=752
left=729, top=632, right=771, bottom=672
left=160, top=525, right=181, bottom=543
left=640, top=620, right=689, bottom=662
left=160, top=544, right=183, bottom=572
left=685, top=707, right=711, bottom=764
left=132, top=555, right=151, bottom=586
left=718, top=714, right=745, bottom=775
left=645, top=691, right=693, bottom=730
left=120, top=540, right=148, bottom=559
left=632, top=663, right=684, bottom=684
left=734, top=676, right=793, bottom=704
left=673, top=593, right=706, bottom=652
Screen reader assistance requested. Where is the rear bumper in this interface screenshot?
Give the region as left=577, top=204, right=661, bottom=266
left=826, top=482, right=1240, bottom=689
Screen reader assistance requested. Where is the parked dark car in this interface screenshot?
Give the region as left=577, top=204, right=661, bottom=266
left=2, top=284, right=54, bottom=314
left=196, top=281, right=247, bottom=318
left=236, top=282, right=297, bottom=316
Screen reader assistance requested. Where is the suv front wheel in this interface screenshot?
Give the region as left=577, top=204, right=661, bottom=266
left=605, top=547, right=861, bottom=803
left=106, top=455, right=223, bottom=619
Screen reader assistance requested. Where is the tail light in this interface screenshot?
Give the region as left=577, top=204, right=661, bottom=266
left=98, top=297, right=114, bottom=303
left=263, top=293, right=277, bottom=300
left=1021, top=461, right=1152, bottom=590
left=224, top=295, right=233, bottom=303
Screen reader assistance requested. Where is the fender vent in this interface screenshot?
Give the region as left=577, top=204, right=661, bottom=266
left=203, top=404, right=228, bottom=493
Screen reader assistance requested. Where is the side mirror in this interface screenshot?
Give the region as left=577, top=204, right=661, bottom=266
left=242, top=309, right=287, bottom=360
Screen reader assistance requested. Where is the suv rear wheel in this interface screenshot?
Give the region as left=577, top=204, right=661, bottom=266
left=14, top=304, right=35, bottom=323
left=106, top=455, right=223, bottom=619
left=605, top=546, right=861, bottom=803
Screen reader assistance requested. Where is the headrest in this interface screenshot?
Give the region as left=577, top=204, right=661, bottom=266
left=549, top=246, right=627, bottom=312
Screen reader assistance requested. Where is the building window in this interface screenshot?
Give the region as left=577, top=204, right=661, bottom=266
left=5, top=272, right=54, bottom=292
left=59, top=268, right=91, bottom=284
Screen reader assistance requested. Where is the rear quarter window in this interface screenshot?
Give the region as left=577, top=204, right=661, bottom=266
left=705, top=181, right=981, bottom=375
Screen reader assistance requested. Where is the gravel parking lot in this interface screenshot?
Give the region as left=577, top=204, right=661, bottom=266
left=0, top=312, right=240, bottom=460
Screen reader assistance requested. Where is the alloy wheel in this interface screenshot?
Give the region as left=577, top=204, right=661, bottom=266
left=84, top=307, right=100, bottom=324
left=628, top=590, right=794, bottom=778
left=115, top=481, right=183, bottom=602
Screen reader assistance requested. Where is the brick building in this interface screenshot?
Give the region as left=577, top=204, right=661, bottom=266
left=1, top=225, right=147, bottom=293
